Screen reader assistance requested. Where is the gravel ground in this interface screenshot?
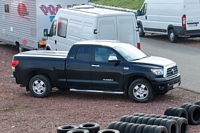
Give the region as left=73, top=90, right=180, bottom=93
left=0, top=39, right=200, bottom=133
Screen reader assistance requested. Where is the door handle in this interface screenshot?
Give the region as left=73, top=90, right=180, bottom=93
left=55, top=40, right=57, bottom=44
left=92, top=65, right=100, bottom=68
left=145, top=16, right=147, bottom=20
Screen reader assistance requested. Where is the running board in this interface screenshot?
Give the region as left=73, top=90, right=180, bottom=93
left=70, top=89, right=124, bottom=94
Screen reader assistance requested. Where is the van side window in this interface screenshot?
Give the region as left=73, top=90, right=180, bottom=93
left=76, top=46, right=89, bottom=61
left=4, top=4, right=9, bottom=13
left=49, top=20, right=57, bottom=36
left=57, top=18, right=68, bottom=38
left=140, top=3, right=147, bottom=15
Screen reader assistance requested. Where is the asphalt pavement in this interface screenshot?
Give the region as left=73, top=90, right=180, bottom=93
left=140, top=37, right=200, bottom=94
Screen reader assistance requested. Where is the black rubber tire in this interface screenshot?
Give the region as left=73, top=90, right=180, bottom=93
left=188, top=105, right=200, bottom=125
left=141, top=117, right=151, bottom=124
left=123, top=123, right=133, bottom=133
left=147, top=118, right=156, bottom=125
left=118, top=122, right=128, bottom=133
left=164, top=119, right=178, bottom=133
left=138, top=23, right=145, bottom=37
left=130, top=116, right=139, bottom=123
left=164, top=107, right=173, bottom=116
left=136, top=117, right=144, bottom=124
left=183, top=104, right=193, bottom=112
left=120, top=115, right=128, bottom=122
left=168, top=29, right=178, bottom=43
left=142, top=125, right=152, bottom=133
left=135, top=124, right=146, bottom=133
left=159, top=119, right=168, bottom=127
left=148, top=125, right=157, bottom=133
left=128, top=79, right=153, bottom=103
left=125, top=116, right=133, bottom=122
left=129, top=124, right=139, bottom=133
left=172, top=117, right=188, bottom=133
left=97, top=129, right=119, bottom=133
left=154, top=126, right=168, bottom=133
left=67, top=129, right=90, bottom=133
left=153, top=118, right=163, bottom=125
left=29, top=75, right=52, bottom=98
left=180, top=103, right=189, bottom=109
left=57, top=125, right=78, bottom=133
left=174, top=108, right=188, bottom=120
left=79, top=122, right=100, bottom=133
left=108, top=122, right=117, bottom=129
left=194, top=101, right=200, bottom=106
left=133, top=113, right=146, bottom=117
left=113, top=122, right=122, bottom=130
left=169, top=108, right=177, bottom=116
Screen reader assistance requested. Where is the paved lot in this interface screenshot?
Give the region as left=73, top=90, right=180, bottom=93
left=140, top=36, right=200, bottom=93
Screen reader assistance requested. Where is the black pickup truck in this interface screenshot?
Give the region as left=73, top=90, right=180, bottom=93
left=11, top=40, right=181, bottom=102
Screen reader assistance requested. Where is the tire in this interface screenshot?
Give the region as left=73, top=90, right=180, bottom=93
left=172, top=117, right=188, bottom=133
left=129, top=124, right=139, bottom=133
left=153, top=118, right=163, bottom=125
left=194, top=101, right=200, bottom=106
left=138, top=24, right=145, bottom=37
left=147, top=125, right=157, bottom=133
left=125, top=116, right=133, bottom=122
left=136, top=117, right=144, bottom=124
left=169, top=108, right=177, bottom=116
left=67, top=129, right=90, bottom=133
left=130, top=116, right=139, bottom=123
left=57, top=125, right=78, bottom=133
left=147, top=118, right=156, bottom=125
left=188, top=105, right=200, bottom=125
left=164, top=119, right=178, bottom=133
left=174, top=108, right=188, bottom=120
left=168, top=29, right=178, bottom=43
left=120, top=115, right=128, bottom=122
left=142, top=125, right=152, bottom=133
left=123, top=123, right=133, bottom=133
left=113, top=122, right=122, bottom=130
left=141, top=117, right=151, bottom=124
left=97, top=129, right=119, bottom=133
left=164, top=107, right=173, bottom=116
left=154, top=126, right=168, bottom=133
left=135, top=124, right=146, bottom=133
left=128, top=79, right=153, bottom=103
left=108, top=122, right=117, bottom=129
left=29, top=75, right=52, bottom=98
left=118, top=122, right=128, bottom=133
left=180, top=103, right=189, bottom=109
left=79, top=122, right=100, bottom=133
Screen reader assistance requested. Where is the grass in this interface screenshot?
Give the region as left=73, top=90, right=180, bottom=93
left=90, top=0, right=144, bottom=10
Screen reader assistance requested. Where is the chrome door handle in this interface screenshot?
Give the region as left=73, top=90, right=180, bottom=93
left=92, top=65, right=100, bottom=68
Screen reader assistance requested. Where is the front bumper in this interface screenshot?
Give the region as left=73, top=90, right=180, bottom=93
left=151, top=74, right=181, bottom=94
left=10, top=75, right=16, bottom=83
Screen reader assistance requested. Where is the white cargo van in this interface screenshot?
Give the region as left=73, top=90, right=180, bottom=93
left=137, top=0, right=200, bottom=43
left=0, top=0, right=88, bottom=52
left=44, top=5, right=140, bottom=51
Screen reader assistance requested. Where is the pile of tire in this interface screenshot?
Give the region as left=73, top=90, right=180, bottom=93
left=163, top=102, right=200, bottom=125
left=132, top=113, right=188, bottom=133
left=119, top=115, right=178, bottom=133
left=108, top=121, right=168, bottom=133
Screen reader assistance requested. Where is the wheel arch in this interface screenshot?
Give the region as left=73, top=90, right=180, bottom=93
left=26, top=70, right=53, bottom=91
left=167, top=25, right=174, bottom=34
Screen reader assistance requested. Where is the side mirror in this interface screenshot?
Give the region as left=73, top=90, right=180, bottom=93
left=137, top=10, right=141, bottom=16
left=43, top=29, right=49, bottom=37
left=108, top=56, right=120, bottom=62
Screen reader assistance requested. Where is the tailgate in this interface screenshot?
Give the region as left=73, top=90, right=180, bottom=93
left=185, top=0, right=200, bottom=30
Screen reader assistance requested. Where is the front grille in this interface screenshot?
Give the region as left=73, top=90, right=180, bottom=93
left=167, top=66, right=178, bottom=77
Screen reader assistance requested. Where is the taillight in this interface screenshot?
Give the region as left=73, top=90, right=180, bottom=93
left=137, top=43, right=141, bottom=49
left=182, top=14, right=186, bottom=27
left=12, top=60, right=19, bottom=67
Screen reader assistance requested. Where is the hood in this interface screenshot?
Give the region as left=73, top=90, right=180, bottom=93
left=133, top=56, right=176, bottom=67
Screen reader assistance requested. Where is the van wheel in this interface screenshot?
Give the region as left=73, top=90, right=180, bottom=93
left=168, top=29, right=178, bottom=43
left=29, top=75, right=52, bottom=98
left=128, top=79, right=153, bottom=103
left=138, top=24, right=145, bottom=37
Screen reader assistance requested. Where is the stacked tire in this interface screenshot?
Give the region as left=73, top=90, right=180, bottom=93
left=119, top=115, right=178, bottom=133
left=108, top=121, right=167, bottom=133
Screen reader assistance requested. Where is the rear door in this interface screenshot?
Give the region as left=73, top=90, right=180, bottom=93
left=185, top=0, right=200, bottom=31
left=91, top=46, right=124, bottom=90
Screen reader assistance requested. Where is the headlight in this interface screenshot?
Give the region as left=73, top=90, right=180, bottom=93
left=151, top=68, right=163, bottom=75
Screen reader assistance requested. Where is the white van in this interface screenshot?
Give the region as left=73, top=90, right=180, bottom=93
left=137, top=0, right=200, bottom=43
left=44, top=5, right=140, bottom=51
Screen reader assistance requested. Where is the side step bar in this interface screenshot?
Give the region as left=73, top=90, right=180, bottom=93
left=70, top=89, right=124, bottom=94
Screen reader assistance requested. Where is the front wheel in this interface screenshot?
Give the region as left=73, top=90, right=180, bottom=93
left=138, top=24, right=145, bottom=37
left=29, top=75, right=52, bottom=98
left=168, top=29, right=178, bottom=43
left=128, top=79, right=153, bottom=103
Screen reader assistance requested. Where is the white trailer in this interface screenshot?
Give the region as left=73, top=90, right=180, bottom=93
left=0, top=0, right=88, bottom=52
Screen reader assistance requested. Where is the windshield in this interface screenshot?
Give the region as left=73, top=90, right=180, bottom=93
left=114, top=44, right=147, bottom=61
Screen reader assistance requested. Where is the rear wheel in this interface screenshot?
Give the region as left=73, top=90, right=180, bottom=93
left=168, top=29, right=178, bottom=43
left=29, top=75, right=52, bottom=98
left=138, top=24, right=145, bottom=37
left=128, top=79, right=153, bottom=103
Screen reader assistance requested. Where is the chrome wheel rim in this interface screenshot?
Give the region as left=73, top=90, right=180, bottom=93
left=32, top=79, right=46, bottom=95
left=170, top=32, right=174, bottom=41
left=133, top=84, right=149, bottom=100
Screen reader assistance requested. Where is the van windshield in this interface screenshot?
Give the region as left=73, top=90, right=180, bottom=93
left=113, top=44, right=147, bottom=61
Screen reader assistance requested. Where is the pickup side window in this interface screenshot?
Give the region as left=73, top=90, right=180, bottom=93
left=94, top=47, right=116, bottom=62
left=57, top=18, right=68, bottom=38
left=49, top=20, right=57, bottom=36
left=76, top=46, right=89, bottom=61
